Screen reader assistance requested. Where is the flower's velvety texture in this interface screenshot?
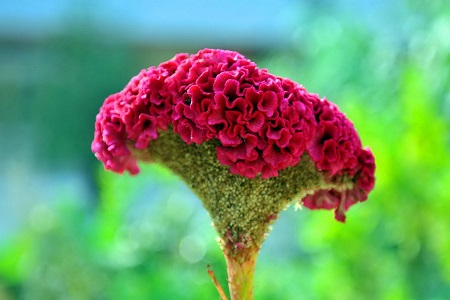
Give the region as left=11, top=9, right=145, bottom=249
left=299, top=99, right=376, bottom=221
left=168, top=50, right=317, bottom=178
left=92, top=48, right=375, bottom=221
left=92, top=54, right=187, bottom=174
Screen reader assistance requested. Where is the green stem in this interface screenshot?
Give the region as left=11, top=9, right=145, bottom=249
left=224, top=247, right=259, bottom=300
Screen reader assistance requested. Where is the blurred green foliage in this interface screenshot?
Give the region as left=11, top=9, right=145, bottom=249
left=1, top=1, right=449, bottom=299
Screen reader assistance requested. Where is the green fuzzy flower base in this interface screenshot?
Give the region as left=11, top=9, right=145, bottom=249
left=130, top=129, right=353, bottom=254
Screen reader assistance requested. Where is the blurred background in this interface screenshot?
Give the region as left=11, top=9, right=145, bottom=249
left=0, top=0, right=449, bottom=299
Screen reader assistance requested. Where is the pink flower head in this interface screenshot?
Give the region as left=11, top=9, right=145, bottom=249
left=92, top=48, right=375, bottom=221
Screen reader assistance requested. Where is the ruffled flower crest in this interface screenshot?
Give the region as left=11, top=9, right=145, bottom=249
left=92, top=48, right=375, bottom=228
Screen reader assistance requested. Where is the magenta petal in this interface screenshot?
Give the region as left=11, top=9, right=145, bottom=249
left=258, top=91, right=278, bottom=117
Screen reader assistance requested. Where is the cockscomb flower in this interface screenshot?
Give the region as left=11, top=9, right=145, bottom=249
left=92, top=48, right=375, bottom=300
